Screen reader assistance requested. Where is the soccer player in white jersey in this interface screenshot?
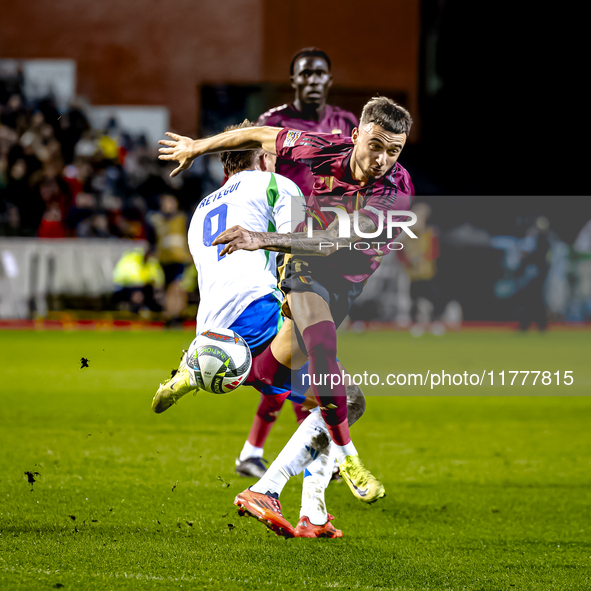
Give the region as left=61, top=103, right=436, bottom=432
left=153, top=122, right=305, bottom=420
left=190, top=148, right=300, bottom=342
left=152, top=122, right=365, bottom=538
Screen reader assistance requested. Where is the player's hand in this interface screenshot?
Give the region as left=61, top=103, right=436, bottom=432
left=213, top=225, right=265, bottom=256
left=158, top=132, right=199, bottom=177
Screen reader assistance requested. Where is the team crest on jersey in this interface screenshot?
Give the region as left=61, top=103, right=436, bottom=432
left=283, top=130, right=302, bottom=147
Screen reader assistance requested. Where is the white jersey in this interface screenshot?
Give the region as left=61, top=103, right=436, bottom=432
left=188, top=170, right=305, bottom=332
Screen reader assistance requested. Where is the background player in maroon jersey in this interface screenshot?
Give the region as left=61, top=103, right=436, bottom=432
left=159, top=96, right=414, bottom=503
left=257, top=47, right=358, bottom=197
left=236, top=48, right=360, bottom=479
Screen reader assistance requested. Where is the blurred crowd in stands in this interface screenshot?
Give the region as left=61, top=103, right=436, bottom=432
left=0, top=73, right=210, bottom=240
left=0, top=70, right=216, bottom=324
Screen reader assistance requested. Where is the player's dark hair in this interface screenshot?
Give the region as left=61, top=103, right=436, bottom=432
left=219, top=120, right=262, bottom=177
left=360, top=97, right=413, bottom=137
left=289, top=47, right=332, bottom=75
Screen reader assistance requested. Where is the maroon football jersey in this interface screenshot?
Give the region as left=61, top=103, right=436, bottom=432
left=257, top=104, right=358, bottom=196
left=275, top=128, right=415, bottom=283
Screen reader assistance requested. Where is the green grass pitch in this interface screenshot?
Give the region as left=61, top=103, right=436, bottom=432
left=1, top=329, right=590, bottom=590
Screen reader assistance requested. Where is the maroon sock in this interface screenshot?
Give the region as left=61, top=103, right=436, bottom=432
left=326, top=422, right=351, bottom=446
left=246, top=344, right=291, bottom=389
left=247, top=394, right=284, bottom=447
left=301, top=320, right=349, bottom=439
left=255, top=392, right=285, bottom=422
left=291, top=400, right=310, bottom=425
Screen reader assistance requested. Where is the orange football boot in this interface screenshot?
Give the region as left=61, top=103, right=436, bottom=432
left=234, top=488, right=295, bottom=538
left=294, top=514, right=343, bottom=538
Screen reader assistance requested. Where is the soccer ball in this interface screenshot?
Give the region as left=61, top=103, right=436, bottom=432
left=186, top=328, right=252, bottom=394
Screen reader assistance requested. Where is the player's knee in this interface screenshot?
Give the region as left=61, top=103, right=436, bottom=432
left=310, top=430, right=331, bottom=456
left=346, top=384, right=366, bottom=426
left=318, top=398, right=349, bottom=426
left=257, top=405, right=281, bottom=422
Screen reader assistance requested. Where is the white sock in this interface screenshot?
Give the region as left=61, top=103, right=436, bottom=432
left=300, top=443, right=335, bottom=525
left=239, top=441, right=263, bottom=462
left=333, top=440, right=358, bottom=464
left=251, top=408, right=329, bottom=496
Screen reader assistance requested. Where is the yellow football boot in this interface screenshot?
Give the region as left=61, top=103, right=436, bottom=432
left=151, top=350, right=199, bottom=413
left=338, top=454, right=385, bottom=504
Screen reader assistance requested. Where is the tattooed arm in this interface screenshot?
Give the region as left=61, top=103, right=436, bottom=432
left=212, top=213, right=378, bottom=257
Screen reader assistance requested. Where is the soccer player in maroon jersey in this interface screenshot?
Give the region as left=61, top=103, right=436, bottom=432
left=236, top=48, right=359, bottom=479
left=257, top=47, right=358, bottom=197
left=159, top=96, right=414, bottom=505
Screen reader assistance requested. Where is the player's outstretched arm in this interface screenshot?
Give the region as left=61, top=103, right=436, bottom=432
left=158, top=127, right=282, bottom=177
left=213, top=213, right=378, bottom=257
